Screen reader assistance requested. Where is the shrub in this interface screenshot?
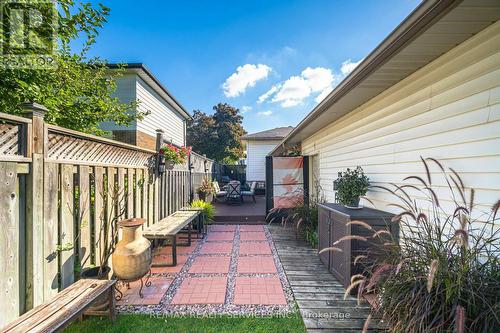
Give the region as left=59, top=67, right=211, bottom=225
left=339, top=158, right=499, bottom=332
left=191, top=200, right=215, bottom=223
left=336, top=166, right=369, bottom=206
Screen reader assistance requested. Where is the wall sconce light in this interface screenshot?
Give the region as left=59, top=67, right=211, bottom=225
left=158, top=154, right=166, bottom=174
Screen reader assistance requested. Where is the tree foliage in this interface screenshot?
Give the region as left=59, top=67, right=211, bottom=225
left=187, top=103, right=246, bottom=164
left=0, top=1, right=139, bottom=135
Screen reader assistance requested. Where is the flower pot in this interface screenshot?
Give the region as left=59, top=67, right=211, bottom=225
left=165, top=160, right=175, bottom=170
left=344, top=197, right=361, bottom=209
left=80, top=266, right=112, bottom=311
left=198, top=192, right=207, bottom=202
left=112, top=218, right=152, bottom=281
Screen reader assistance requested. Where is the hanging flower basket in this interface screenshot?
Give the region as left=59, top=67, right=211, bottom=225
left=158, top=144, right=192, bottom=171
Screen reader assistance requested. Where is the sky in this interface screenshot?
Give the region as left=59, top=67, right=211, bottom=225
left=84, top=0, right=421, bottom=134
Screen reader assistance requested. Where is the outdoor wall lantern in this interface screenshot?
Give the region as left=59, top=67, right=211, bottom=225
left=204, top=160, right=208, bottom=173
left=158, top=154, right=166, bottom=174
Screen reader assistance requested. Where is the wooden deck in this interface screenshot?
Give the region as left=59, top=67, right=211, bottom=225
left=213, top=194, right=266, bottom=223
left=269, top=225, right=383, bottom=332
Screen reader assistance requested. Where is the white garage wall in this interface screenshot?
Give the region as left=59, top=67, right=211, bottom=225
left=302, top=21, right=500, bottom=215
left=247, top=141, right=281, bottom=181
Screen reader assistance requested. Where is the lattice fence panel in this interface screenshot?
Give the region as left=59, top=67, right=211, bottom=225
left=47, top=131, right=154, bottom=167
left=0, top=122, right=21, bottom=156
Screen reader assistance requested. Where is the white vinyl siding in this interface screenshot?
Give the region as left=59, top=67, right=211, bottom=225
left=301, top=21, right=500, bottom=214
left=100, top=74, right=137, bottom=131
left=136, top=77, right=185, bottom=146
left=246, top=141, right=281, bottom=181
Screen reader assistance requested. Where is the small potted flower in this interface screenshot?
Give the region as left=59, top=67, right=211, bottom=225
left=159, top=144, right=192, bottom=170
left=335, top=166, right=369, bottom=208
left=196, top=177, right=213, bottom=202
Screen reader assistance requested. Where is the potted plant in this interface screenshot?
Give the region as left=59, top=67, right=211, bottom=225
left=196, top=177, right=213, bottom=202
left=80, top=184, right=126, bottom=280
left=159, top=144, right=191, bottom=170
left=336, top=166, right=369, bottom=208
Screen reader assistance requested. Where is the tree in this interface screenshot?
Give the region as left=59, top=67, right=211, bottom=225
left=187, top=103, right=246, bottom=164
left=0, top=1, right=140, bottom=135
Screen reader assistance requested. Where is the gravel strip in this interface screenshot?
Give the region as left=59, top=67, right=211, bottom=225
left=117, top=224, right=296, bottom=316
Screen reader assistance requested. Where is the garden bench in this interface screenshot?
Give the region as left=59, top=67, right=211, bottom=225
left=181, top=206, right=207, bottom=237
left=1, top=279, right=116, bottom=333
left=143, top=210, right=201, bottom=266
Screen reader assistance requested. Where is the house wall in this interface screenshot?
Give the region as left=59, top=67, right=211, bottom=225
left=301, top=20, right=500, bottom=215
left=100, top=74, right=186, bottom=149
left=100, top=74, right=138, bottom=133
left=136, top=76, right=185, bottom=147
left=247, top=140, right=281, bottom=181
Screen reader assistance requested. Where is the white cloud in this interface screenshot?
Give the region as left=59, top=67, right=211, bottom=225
left=257, top=110, right=273, bottom=116
left=269, top=67, right=334, bottom=108
left=241, top=105, right=252, bottom=113
left=340, top=59, right=362, bottom=76
left=222, top=64, right=271, bottom=97
left=258, top=84, right=280, bottom=104
left=315, top=86, right=333, bottom=103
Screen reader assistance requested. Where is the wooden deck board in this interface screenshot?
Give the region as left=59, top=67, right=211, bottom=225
left=269, top=224, right=383, bottom=333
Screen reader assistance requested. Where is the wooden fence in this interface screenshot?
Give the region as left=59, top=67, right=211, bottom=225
left=0, top=105, right=212, bottom=326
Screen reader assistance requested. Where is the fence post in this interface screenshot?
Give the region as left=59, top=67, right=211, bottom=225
left=21, top=102, right=47, bottom=310
left=154, top=129, right=163, bottom=221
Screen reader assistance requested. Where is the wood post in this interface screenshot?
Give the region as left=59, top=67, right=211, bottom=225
left=21, top=102, right=47, bottom=310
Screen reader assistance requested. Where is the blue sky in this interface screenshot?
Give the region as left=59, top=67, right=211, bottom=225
left=85, top=0, right=421, bottom=134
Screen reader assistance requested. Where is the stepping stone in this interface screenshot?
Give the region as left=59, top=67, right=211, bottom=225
left=200, top=242, right=233, bottom=255
left=116, top=277, right=172, bottom=306
left=240, top=225, right=265, bottom=232
left=171, top=277, right=227, bottom=305
left=233, top=276, right=286, bottom=305
left=210, top=225, right=237, bottom=232
left=239, top=241, right=272, bottom=255
left=237, top=256, right=277, bottom=274
left=151, top=254, right=188, bottom=274
left=206, top=231, right=235, bottom=242
left=189, top=256, right=231, bottom=273
left=240, top=231, right=267, bottom=241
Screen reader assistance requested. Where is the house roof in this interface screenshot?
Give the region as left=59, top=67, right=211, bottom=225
left=270, top=0, right=500, bottom=155
left=107, top=63, right=191, bottom=120
left=241, top=126, right=294, bottom=141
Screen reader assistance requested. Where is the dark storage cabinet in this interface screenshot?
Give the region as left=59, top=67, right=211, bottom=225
left=318, top=203, right=398, bottom=292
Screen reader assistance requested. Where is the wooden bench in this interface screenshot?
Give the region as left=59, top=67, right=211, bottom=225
left=181, top=206, right=207, bottom=237
left=143, top=210, right=201, bottom=267
left=1, top=279, right=116, bottom=333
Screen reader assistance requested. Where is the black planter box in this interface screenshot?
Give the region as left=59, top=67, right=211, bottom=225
left=318, top=203, right=398, bottom=293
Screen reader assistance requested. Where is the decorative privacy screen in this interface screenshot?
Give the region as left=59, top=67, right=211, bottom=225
left=272, top=156, right=304, bottom=208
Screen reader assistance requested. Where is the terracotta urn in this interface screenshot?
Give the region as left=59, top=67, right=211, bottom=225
left=112, top=218, right=152, bottom=281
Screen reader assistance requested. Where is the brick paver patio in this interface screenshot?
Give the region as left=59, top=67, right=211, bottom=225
left=233, top=276, right=286, bottom=305
left=239, top=241, right=272, bottom=255
left=117, top=277, right=173, bottom=306
left=189, top=256, right=231, bottom=273
left=210, top=225, right=237, bottom=232
left=239, top=225, right=265, bottom=232
left=171, top=277, right=227, bottom=305
left=145, top=224, right=289, bottom=308
left=237, top=256, right=278, bottom=273
left=240, top=231, right=267, bottom=241
left=199, top=242, right=233, bottom=255
left=206, top=231, right=235, bottom=241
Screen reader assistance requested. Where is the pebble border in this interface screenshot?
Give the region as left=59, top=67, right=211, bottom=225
left=117, top=224, right=296, bottom=316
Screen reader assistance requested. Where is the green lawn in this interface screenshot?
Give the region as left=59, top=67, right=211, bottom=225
left=65, top=313, right=306, bottom=333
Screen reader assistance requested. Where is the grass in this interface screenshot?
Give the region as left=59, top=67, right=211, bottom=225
left=64, top=313, right=306, bottom=333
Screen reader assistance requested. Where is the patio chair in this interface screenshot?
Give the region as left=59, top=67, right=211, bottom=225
left=226, top=181, right=242, bottom=204
left=242, top=181, right=257, bottom=203
left=212, top=181, right=227, bottom=202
